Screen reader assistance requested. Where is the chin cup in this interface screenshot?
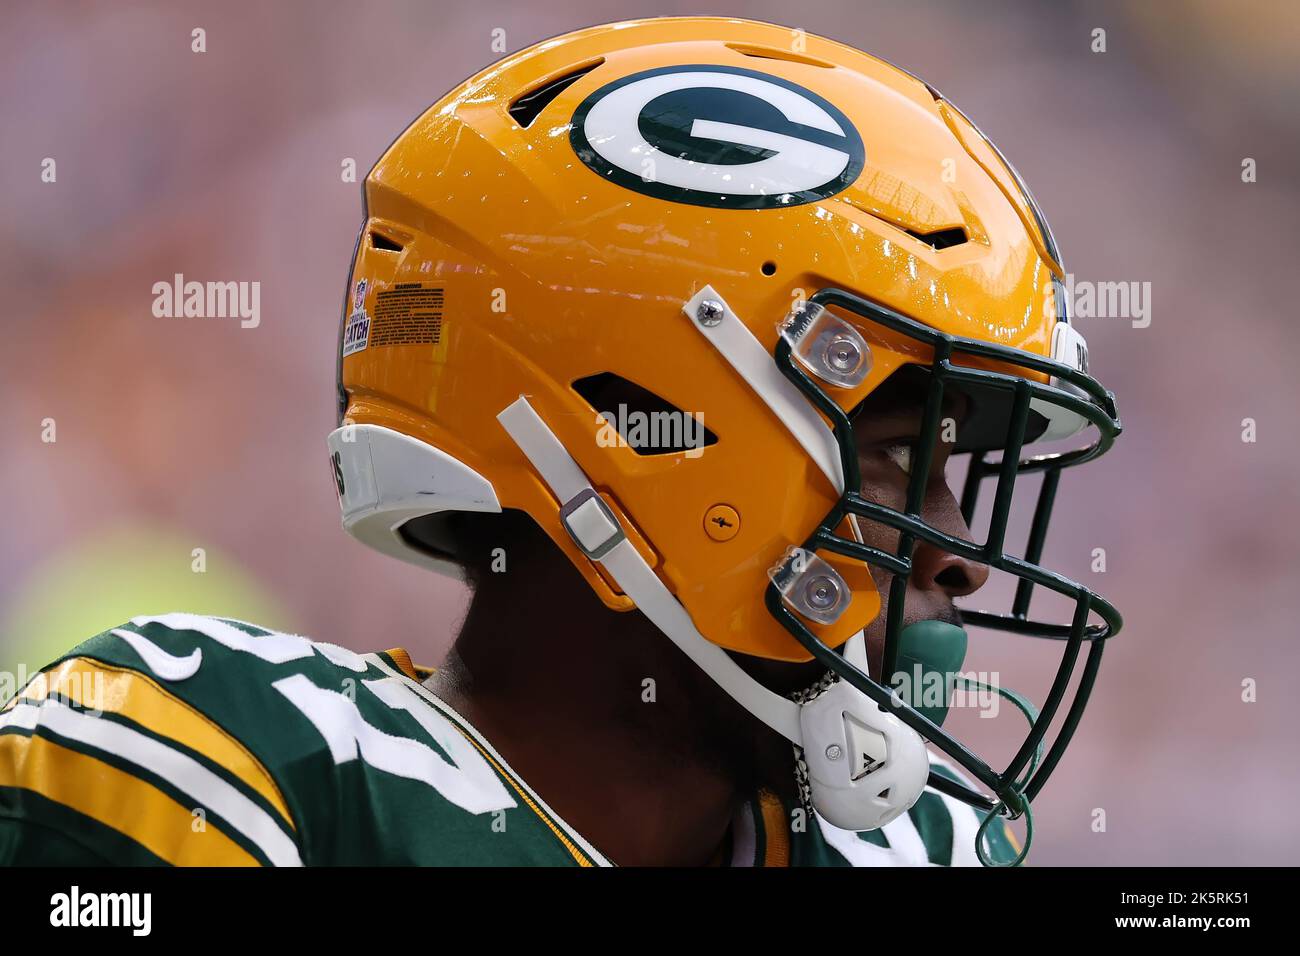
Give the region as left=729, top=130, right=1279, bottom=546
left=799, top=679, right=930, bottom=830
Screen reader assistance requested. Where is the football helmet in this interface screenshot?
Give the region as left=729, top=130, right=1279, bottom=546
left=328, top=16, right=1122, bottom=863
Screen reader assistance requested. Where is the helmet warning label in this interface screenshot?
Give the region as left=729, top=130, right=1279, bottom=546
left=369, top=283, right=444, bottom=347
left=341, top=281, right=444, bottom=357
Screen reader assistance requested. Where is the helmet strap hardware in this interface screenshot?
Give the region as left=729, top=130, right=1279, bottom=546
left=768, top=546, right=850, bottom=626
left=695, top=299, right=725, bottom=327
left=558, top=488, right=626, bottom=560
left=778, top=301, right=873, bottom=389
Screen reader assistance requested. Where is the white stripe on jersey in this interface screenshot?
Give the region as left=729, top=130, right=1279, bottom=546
left=881, top=810, right=933, bottom=864
left=936, top=790, right=984, bottom=867
left=927, top=754, right=991, bottom=868
left=811, top=754, right=993, bottom=867
left=1, top=698, right=303, bottom=867
left=814, top=809, right=935, bottom=866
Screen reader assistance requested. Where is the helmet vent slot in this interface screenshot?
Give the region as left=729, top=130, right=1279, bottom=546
left=904, top=226, right=967, bottom=250
left=509, top=59, right=604, bottom=128
left=368, top=230, right=404, bottom=253
left=725, top=43, right=834, bottom=69
left=572, top=372, right=718, bottom=456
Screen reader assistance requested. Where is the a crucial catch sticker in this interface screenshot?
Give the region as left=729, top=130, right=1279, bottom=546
left=570, top=64, right=864, bottom=209
left=341, top=279, right=370, bottom=357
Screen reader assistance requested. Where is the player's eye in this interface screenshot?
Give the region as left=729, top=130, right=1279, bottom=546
left=885, top=443, right=913, bottom=476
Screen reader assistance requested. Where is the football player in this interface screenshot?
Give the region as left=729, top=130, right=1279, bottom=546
left=0, top=17, right=1122, bottom=866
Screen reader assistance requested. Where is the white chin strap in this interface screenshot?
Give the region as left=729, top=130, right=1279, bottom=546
left=496, top=394, right=929, bottom=831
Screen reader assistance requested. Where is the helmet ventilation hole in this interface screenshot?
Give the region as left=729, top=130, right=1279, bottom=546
left=508, top=59, right=604, bottom=128
left=369, top=230, right=404, bottom=253
left=571, top=372, right=718, bottom=456
left=905, top=226, right=967, bottom=250
left=724, top=43, right=834, bottom=69
left=761, top=260, right=777, bottom=276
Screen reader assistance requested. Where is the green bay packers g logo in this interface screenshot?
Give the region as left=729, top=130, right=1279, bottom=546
left=570, top=64, right=864, bottom=209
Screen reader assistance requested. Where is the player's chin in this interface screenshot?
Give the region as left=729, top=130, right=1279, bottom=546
left=706, top=653, right=812, bottom=798
left=729, top=649, right=827, bottom=697
left=730, top=711, right=801, bottom=803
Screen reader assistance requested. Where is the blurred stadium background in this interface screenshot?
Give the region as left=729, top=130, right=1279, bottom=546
left=2, top=0, right=1297, bottom=864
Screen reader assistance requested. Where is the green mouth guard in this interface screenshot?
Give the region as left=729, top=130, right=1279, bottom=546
left=890, top=620, right=969, bottom=728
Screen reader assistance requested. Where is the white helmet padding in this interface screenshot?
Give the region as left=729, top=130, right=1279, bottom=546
left=327, top=423, right=501, bottom=579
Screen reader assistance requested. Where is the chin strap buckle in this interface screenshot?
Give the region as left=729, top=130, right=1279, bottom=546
left=559, top=488, right=626, bottom=560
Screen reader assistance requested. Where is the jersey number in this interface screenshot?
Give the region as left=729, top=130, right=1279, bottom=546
left=273, top=673, right=516, bottom=815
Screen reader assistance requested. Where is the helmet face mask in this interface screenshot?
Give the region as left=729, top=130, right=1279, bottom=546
left=766, top=284, right=1122, bottom=823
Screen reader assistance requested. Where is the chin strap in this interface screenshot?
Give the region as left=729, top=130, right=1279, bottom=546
left=497, top=396, right=802, bottom=742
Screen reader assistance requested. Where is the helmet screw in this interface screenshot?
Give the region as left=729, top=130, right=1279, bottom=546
left=703, top=504, right=741, bottom=542
left=804, top=575, right=841, bottom=611
left=696, top=299, right=725, bottom=327
left=825, top=744, right=844, bottom=761
left=824, top=334, right=864, bottom=374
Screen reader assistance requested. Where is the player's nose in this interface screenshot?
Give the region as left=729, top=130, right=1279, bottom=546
left=911, top=486, right=988, bottom=598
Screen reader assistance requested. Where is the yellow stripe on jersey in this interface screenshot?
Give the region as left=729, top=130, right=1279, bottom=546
left=758, top=790, right=790, bottom=867
left=0, top=732, right=261, bottom=866
left=17, top=658, right=294, bottom=832
left=457, top=730, right=595, bottom=867
left=382, top=648, right=421, bottom=682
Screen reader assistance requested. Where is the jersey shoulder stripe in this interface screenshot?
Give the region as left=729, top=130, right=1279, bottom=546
left=1, top=614, right=606, bottom=865
left=15, top=656, right=293, bottom=830
left=0, top=729, right=261, bottom=865
left=0, top=698, right=299, bottom=865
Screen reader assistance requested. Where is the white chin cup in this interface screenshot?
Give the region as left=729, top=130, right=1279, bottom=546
left=799, top=635, right=929, bottom=831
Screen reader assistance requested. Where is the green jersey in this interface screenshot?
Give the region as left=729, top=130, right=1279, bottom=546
left=0, top=614, right=1014, bottom=866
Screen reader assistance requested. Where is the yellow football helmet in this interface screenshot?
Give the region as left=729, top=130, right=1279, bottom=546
left=328, top=16, right=1122, bottom=859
